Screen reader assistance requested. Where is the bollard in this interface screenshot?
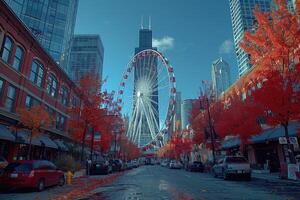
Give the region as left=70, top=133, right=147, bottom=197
left=66, top=170, right=73, bottom=185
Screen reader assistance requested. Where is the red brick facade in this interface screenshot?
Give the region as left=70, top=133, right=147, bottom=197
left=0, top=1, right=82, bottom=161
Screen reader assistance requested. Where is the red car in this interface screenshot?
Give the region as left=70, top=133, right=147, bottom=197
left=0, top=160, right=65, bottom=191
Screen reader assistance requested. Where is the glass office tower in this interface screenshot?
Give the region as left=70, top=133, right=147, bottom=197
left=4, top=0, right=78, bottom=75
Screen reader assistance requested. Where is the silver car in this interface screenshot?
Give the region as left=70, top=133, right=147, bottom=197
left=169, top=160, right=183, bottom=169
left=212, top=156, right=251, bottom=180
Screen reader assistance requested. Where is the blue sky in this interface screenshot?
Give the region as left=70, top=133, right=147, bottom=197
left=74, top=0, right=238, bottom=100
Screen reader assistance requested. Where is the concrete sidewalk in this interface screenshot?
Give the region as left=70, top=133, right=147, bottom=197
left=252, top=171, right=300, bottom=186
left=73, top=169, right=86, bottom=178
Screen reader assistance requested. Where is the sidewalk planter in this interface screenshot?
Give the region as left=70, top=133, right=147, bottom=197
left=287, top=164, right=298, bottom=180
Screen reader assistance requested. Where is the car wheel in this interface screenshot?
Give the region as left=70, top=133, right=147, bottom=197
left=59, top=176, right=65, bottom=186
left=37, top=179, right=45, bottom=192
left=223, top=172, right=229, bottom=180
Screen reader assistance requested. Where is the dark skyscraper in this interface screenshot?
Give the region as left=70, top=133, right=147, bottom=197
left=132, top=25, right=159, bottom=147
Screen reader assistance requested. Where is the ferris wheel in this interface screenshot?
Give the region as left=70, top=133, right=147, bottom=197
left=117, top=49, right=176, bottom=148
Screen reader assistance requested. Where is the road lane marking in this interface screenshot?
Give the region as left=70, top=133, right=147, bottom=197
left=185, top=174, right=191, bottom=178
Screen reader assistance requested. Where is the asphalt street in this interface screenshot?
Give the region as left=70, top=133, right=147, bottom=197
left=84, top=165, right=300, bottom=200
left=0, top=165, right=300, bottom=200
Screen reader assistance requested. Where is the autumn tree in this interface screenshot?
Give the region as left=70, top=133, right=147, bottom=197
left=68, top=74, right=116, bottom=162
left=119, top=133, right=140, bottom=161
left=216, top=89, right=262, bottom=148
left=240, top=0, right=300, bottom=163
left=17, top=105, right=51, bottom=159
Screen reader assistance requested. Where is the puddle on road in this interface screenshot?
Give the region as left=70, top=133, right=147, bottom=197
left=79, top=184, right=142, bottom=200
left=79, top=181, right=195, bottom=200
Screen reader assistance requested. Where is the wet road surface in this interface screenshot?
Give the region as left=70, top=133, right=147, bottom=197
left=84, top=165, right=300, bottom=200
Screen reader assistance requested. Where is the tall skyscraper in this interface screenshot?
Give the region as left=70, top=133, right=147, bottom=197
left=174, top=91, right=182, bottom=131
left=131, top=25, right=159, bottom=147
left=4, top=0, right=78, bottom=75
left=229, top=0, right=272, bottom=77
left=181, top=99, right=196, bottom=130
left=211, top=58, right=231, bottom=98
left=69, top=35, right=104, bottom=84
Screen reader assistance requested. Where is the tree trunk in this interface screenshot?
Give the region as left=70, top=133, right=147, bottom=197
left=90, top=127, right=95, bottom=161
left=80, top=124, right=88, bottom=163
left=27, top=130, right=33, bottom=160
left=283, top=124, right=296, bottom=164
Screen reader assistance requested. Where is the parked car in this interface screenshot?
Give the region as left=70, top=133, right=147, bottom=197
left=0, top=160, right=65, bottom=191
left=132, top=160, right=139, bottom=168
left=186, top=161, right=204, bottom=172
left=212, top=156, right=251, bottom=180
left=125, top=161, right=134, bottom=170
left=169, top=160, right=183, bottom=169
left=90, top=160, right=112, bottom=175
left=145, top=158, right=154, bottom=165
left=0, top=157, right=8, bottom=169
left=111, top=159, right=123, bottom=172
left=161, top=160, right=169, bottom=167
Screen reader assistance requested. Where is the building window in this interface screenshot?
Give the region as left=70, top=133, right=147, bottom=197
left=25, top=95, right=40, bottom=109
left=5, top=85, right=16, bottom=112
left=1, top=36, right=13, bottom=63
left=47, top=74, right=58, bottom=97
left=0, top=79, right=3, bottom=95
left=29, top=60, right=44, bottom=87
left=45, top=105, right=56, bottom=127
left=72, top=96, right=79, bottom=107
left=61, top=86, right=69, bottom=106
left=56, top=114, right=65, bottom=131
left=12, top=46, right=24, bottom=71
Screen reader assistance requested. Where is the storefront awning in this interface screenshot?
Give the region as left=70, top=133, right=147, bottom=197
left=222, top=137, right=241, bottom=150
left=0, top=125, right=15, bottom=141
left=38, top=135, right=58, bottom=149
left=250, top=123, right=299, bottom=143
left=54, top=140, right=68, bottom=151
left=16, top=130, right=58, bottom=149
left=221, top=123, right=300, bottom=149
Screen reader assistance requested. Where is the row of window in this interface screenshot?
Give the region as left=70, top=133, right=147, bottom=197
left=0, top=34, right=70, bottom=106
left=0, top=78, right=66, bottom=131
left=0, top=79, right=16, bottom=112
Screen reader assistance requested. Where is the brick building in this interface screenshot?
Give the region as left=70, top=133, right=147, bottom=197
left=0, top=1, right=82, bottom=162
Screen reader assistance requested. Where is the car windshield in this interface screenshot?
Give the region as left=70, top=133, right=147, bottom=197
left=226, top=157, right=247, bottom=163
left=4, top=163, right=32, bottom=172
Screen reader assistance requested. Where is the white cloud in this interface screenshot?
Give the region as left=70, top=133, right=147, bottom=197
left=152, top=36, right=175, bottom=51
left=219, top=39, right=234, bottom=54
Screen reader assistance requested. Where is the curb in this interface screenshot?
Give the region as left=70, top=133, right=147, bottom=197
left=253, top=175, right=300, bottom=185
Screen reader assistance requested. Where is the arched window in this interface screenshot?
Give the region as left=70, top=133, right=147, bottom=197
left=61, top=85, right=69, bottom=106
left=0, top=36, right=13, bottom=63
left=12, top=46, right=24, bottom=71
left=29, top=60, right=44, bottom=87
left=47, top=74, right=58, bottom=97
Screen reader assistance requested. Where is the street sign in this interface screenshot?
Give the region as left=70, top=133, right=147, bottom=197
left=289, top=137, right=298, bottom=145
left=279, top=137, right=287, bottom=144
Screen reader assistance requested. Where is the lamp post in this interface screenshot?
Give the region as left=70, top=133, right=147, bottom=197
left=199, top=92, right=216, bottom=164
left=112, top=119, right=122, bottom=159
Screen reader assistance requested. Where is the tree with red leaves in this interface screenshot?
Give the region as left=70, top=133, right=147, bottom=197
left=68, top=74, right=117, bottom=162
left=216, top=89, right=262, bottom=147
left=240, top=0, right=300, bottom=163
left=119, top=132, right=140, bottom=161
left=17, top=105, right=51, bottom=159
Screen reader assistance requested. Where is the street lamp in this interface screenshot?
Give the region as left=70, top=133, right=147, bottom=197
left=199, top=93, right=216, bottom=164
left=112, top=119, right=123, bottom=159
